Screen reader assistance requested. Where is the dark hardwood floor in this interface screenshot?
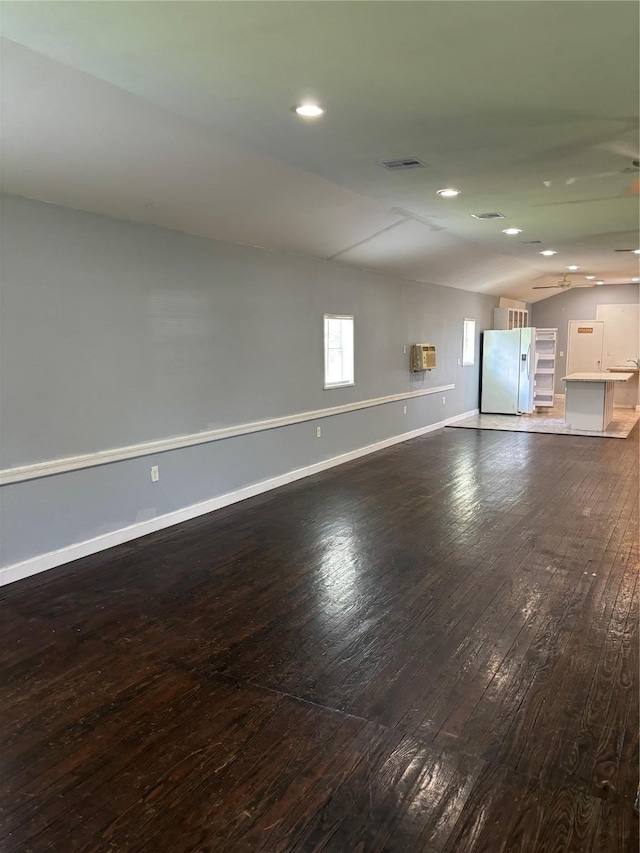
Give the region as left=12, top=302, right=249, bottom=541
left=1, top=424, right=638, bottom=852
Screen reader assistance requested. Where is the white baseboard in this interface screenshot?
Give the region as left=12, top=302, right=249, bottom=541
left=0, top=409, right=477, bottom=587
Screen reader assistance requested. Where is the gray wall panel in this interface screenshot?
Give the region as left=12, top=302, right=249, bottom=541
left=0, top=193, right=497, bottom=568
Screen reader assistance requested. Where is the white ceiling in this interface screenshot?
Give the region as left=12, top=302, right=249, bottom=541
left=1, top=1, right=639, bottom=302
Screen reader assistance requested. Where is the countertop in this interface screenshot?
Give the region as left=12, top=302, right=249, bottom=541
left=562, top=372, right=633, bottom=382
left=608, top=366, right=640, bottom=374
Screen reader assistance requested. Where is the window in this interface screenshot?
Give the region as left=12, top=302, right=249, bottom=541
left=462, top=318, right=476, bottom=366
left=324, top=314, right=354, bottom=388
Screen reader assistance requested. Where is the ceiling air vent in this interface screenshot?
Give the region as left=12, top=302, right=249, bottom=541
left=614, top=248, right=634, bottom=252
left=521, top=240, right=543, bottom=244
left=470, top=212, right=505, bottom=220
left=378, top=157, right=428, bottom=171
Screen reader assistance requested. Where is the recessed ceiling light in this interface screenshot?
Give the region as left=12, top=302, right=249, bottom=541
left=540, top=250, right=557, bottom=256
left=632, top=277, right=640, bottom=282
left=567, top=265, right=580, bottom=271
left=437, top=188, right=461, bottom=198
left=585, top=276, right=596, bottom=280
left=596, top=280, right=605, bottom=285
left=634, top=249, right=640, bottom=254
left=292, top=103, right=327, bottom=118
left=502, top=228, right=522, bottom=235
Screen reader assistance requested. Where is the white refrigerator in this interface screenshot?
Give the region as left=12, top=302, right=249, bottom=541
left=481, top=328, right=534, bottom=414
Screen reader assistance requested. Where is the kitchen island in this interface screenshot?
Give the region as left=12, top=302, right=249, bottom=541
left=562, top=372, right=633, bottom=432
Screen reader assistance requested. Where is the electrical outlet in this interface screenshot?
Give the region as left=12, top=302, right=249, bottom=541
left=316, top=426, right=321, bottom=438
left=403, top=345, right=407, bottom=354
left=150, top=465, right=159, bottom=482
left=457, top=357, right=461, bottom=365
left=403, top=405, right=407, bottom=414
left=442, top=396, right=446, bottom=405
left=559, top=351, right=564, bottom=357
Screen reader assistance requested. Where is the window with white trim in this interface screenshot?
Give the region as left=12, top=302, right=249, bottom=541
left=462, top=318, right=476, bottom=366
left=323, top=314, right=354, bottom=388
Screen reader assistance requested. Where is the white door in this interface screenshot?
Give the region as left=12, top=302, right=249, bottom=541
left=596, top=304, right=640, bottom=369
left=566, top=321, right=604, bottom=374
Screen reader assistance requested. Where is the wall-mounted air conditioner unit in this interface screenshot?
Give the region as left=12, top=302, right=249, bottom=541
left=410, top=344, right=437, bottom=372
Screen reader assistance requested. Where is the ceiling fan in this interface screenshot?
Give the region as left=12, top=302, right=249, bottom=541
left=533, top=274, right=595, bottom=291
left=542, top=142, right=640, bottom=194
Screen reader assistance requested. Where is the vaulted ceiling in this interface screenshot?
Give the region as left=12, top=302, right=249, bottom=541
left=1, top=1, right=638, bottom=302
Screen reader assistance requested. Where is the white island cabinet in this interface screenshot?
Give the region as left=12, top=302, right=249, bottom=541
left=562, top=372, right=632, bottom=431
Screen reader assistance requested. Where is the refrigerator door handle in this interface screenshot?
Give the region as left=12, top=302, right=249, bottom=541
left=526, top=344, right=531, bottom=379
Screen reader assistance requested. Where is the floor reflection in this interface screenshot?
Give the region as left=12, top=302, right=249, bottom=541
left=316, top=523, right=360, bottom=618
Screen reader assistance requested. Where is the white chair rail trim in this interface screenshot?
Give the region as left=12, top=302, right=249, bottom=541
left=1, top=383, right=455, bottom=485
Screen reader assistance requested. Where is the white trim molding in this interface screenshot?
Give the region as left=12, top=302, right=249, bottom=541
left=0, top=408, right=476, bottom=586
left=0, top=384, right=455, bottom=486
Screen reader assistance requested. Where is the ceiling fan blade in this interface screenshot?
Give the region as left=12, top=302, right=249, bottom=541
left=599, top=140, right=640, bottom=160
left=533, top=194, right=625, bottom=208
left=524, top=121, right=639, bottom=165
left=564, top=171, right=621, bottom=184
left=533, top=279, right=595, bottom=290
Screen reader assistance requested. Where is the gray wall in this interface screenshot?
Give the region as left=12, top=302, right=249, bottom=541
left=531, top=285, right=640, bottom=393
left=0, top=193, right=497, bottom=568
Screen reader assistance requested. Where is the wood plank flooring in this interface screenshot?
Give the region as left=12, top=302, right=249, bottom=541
left=1, top=424, right=638, bottom=852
